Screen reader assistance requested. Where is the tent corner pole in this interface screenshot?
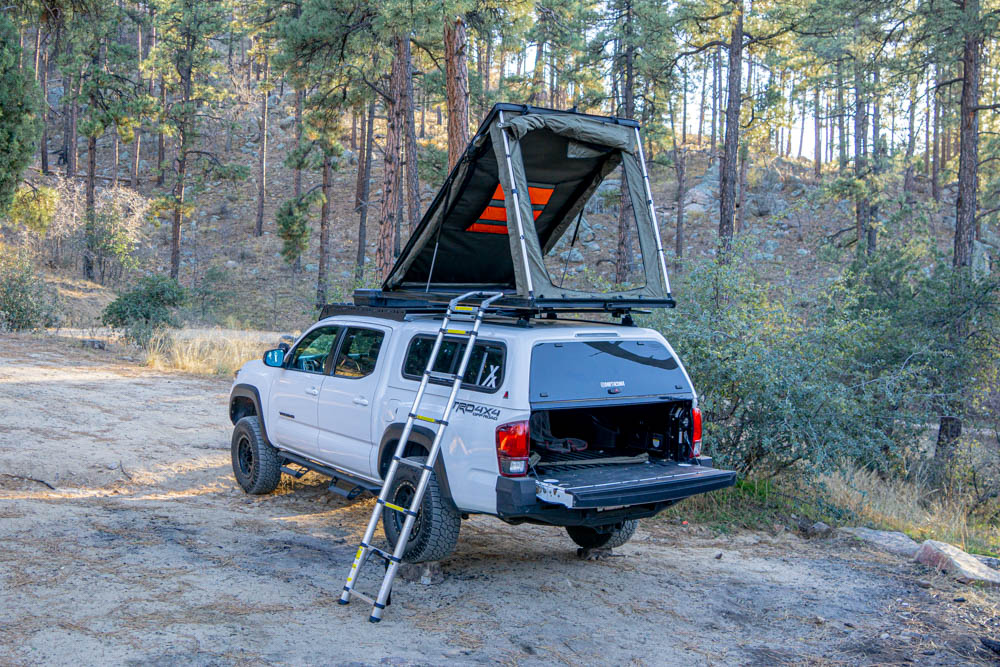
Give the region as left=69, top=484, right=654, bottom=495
left=633, top=126, right=672, bottom=296
left=498, top=109, right=535, bottom=297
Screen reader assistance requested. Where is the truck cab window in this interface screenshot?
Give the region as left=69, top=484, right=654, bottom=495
left=335, top=327, right=385, bottom=378
left=287, top=326, right=341, bottom=374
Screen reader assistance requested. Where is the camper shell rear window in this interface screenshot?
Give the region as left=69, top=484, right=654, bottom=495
left=530, top=340, right=691, bottom=406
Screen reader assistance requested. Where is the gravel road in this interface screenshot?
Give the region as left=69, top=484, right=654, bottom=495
left=1, top=333, right=997, bottom=666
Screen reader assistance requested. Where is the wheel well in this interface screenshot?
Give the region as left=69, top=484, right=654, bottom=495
left=230, top=396, right=256, bottom=424
left=379, top=439, right=430, bottom=478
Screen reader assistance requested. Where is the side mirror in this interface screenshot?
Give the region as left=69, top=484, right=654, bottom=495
left=263, top=348, right=285, bottom=368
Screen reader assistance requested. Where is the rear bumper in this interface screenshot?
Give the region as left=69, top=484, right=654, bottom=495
left=496, top=460, right=736, bottom=527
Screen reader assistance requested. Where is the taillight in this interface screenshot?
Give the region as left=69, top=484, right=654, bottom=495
left=691, top=407, right=702, bottom=458
left=496, top=420, right=529, bottom=476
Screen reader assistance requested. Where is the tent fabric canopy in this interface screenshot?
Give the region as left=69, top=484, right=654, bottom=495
left=382, top=104, right=670, bottom=303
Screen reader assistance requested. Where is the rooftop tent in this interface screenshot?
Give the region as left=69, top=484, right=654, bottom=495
left=376, top=104, right=674, bottom=310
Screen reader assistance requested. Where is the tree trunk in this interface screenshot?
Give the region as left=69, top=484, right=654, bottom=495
left=157, top=75, right=166, bottom=185
left=444, top=17, right=470, bottom=171
left=317, top=155, right=331, bottom=305
left=718, top=2, right=743, bottom=259
left=681, top=66, right=688, bottom=144
left=868, top=66, right=880, bottom=256
left=401, top=36, right=420, bottom=232
left=615, top=1, right=636, bottom=284
left=953, top=0, right=981, bottom=269
left=377, top=41, right=405, bottom=280
left=713, top=47, right=722, bottom=151
left=294, top=89, right=303, bottom=198
left=255, top=55, right=269, bottom=237
left=675, top=149, right=686, bottom=271
left=355, top=105, right=367, bottom=210
left=170, top=148, right=186, bottom=280
left=932, top=415, right=962, bottom=489
left=84, top=134, right=97, bottom=280
left=854, top=59, right=869, bottom=257
left=924, top=69, right=931, bottom=175
left=698, top=56, right=707, bottom=145
left=356, top=99, right=375, bottom=284
left=736, top=149, right=748, bottom=235
left=903, top=79, right=917, bottom=198
left=837, top=60, right=847, bottom=171
left=814, top=85, right=822, bottom=178
left=39, top=39, right=49, bottom=175
left=932, top=66, right=941, bottom=201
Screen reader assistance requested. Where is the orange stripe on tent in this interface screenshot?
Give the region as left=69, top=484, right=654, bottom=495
left=478, top=206, right=507, bottom=222
left=491, top=184, right=554, bottom=206
left=466, top=222, right=509, bottom=234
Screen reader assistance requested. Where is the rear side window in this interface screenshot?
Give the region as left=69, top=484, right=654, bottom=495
left=402, top=336, right=505, bottom=392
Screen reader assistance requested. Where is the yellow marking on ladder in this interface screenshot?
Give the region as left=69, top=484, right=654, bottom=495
left=445, top=329, right=470, bottom=335
left=414, top=415, right=435, bottom=423
left=453, top=305, right=474, bottom=311
left=384, top=502, right=406, bottom=513
left=355, top=547, right=364, bottom=560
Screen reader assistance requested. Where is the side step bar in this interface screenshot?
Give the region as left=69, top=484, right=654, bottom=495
left=280, top=451, right=382, bottom=496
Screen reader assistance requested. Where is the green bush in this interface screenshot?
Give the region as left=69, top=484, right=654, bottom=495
left=645, top=253, right=898, bottom=476
left=102, top=275, right=186, bottom=344
left=0, top=245, right=55, bottom=331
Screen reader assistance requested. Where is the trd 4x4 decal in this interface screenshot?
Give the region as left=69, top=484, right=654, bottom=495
left=454, top=401, right=501, bottom=421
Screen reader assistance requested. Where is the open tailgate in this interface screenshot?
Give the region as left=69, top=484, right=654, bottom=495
left=534, top=461, right=736, bottom=509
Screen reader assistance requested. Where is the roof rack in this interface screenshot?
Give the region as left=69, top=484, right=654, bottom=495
left=314, top=288, right=672, bottom=322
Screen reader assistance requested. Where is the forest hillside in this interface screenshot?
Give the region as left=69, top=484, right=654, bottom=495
left=1, top=0, right=999, bottom=553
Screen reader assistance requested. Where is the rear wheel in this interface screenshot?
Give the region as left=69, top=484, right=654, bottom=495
left=382, top=456, right=460, bottom=563
left=566, top=519, right=638, bottom=549
left=231, top=416, right=281, bottom=495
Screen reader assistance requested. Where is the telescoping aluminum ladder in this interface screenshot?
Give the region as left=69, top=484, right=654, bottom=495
left=339, top=290, right=505, bottom=622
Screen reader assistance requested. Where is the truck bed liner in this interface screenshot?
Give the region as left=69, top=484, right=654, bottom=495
left=535, top=460, right=736, bottom=509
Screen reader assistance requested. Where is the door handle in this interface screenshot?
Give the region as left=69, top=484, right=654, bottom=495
left=305, top=387, right=319, bottom=396
left=353, top=396, right=370, bottom=406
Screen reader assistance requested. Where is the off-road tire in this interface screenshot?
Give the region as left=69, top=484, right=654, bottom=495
left=566, top=519, right=639, bottom=549
left=381, top=456, right=460, bottom=563
left=231, top=416, right=281, bottom=495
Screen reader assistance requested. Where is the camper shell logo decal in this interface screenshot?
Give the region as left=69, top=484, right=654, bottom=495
left=454, top=401, right=501, bottom=421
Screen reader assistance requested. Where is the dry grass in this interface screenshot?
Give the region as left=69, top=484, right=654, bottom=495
left=144, top=328, right=275, bottom=377
left=823, top=466, right=1000, bottom=555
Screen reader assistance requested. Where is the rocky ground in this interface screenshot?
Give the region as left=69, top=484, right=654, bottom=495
left=1, top=333, right=999, bottom=666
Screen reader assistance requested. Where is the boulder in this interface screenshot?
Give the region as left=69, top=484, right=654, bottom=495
left=560, top=248, right=584, bottom=263
left=914, top=540, right=1000, bottom=586
left=839, top=527, right=920, bottom=558
left=976, top=554, right=1000, bottom=571
left=398, top=561, right=444, bottom=585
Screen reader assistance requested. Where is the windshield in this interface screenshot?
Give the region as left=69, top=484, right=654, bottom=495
left=530, top=339, right=691, bottom=406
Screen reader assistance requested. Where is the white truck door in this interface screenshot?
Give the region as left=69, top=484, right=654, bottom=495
left=268, top=325, right=342, bottom=457
left=317, top=325, right=388, bottom=477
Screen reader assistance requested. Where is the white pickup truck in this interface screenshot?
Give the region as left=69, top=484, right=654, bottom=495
left=228, top=311, right=736, bottom=562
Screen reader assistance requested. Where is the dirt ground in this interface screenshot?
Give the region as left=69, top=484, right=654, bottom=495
left=1, top=334, right=998, bottom=666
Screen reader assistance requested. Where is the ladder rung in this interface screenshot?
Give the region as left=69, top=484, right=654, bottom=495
left=361, top=541, right=401, bottom=564
left=394, top=455, right=434, bottom=472
left=377, top=498, right=419, bottom=517
left=452, top=305, right=475, bottom=312
left=345, top=587, right=375, bottom=605
left=425, top=369, right=459, bottom=382
left=410, top=413, right=448, bottom=426
left=440, top=327, right=474, bottom=336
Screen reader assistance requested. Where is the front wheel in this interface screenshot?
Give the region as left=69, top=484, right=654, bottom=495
left=231, top=416, right=282, bottom=494
left=381, top=456, right=460, bottom=563
left=566, top=519, right=639, bottom=549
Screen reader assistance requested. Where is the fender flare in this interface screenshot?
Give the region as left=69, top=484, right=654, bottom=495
left=377, top=423, right=456, bottom=508
left=229, top=383, right=273, bottom=446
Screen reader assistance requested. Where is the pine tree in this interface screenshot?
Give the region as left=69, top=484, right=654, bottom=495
left=0, top=13, right=41, bottom=215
